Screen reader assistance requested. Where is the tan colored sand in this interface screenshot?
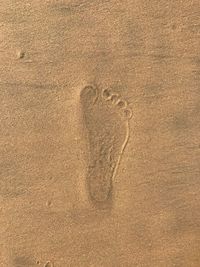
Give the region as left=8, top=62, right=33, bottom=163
left=0, top=0, right=200, bottom=266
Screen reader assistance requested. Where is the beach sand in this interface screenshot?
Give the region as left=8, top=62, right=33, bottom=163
left=0, top=0, right=200, bottom=266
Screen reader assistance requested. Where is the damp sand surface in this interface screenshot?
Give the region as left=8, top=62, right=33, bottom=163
left=0, top=0, right=200, bottom=266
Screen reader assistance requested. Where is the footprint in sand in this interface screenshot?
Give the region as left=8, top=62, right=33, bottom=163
left=80, top=85, right=132, bottom=208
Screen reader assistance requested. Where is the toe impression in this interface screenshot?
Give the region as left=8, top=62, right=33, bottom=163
left=122, top=108, right=133, bottom=120
left=102, top=88, right=112, bottom=100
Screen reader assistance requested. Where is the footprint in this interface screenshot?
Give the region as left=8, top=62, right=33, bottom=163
left=80, top=85, right=132, bottom=209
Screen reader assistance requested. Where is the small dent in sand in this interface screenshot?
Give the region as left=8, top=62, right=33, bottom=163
left=46, top=200, right=52, bottom=207
left=17, top=50, right=25, bottom=59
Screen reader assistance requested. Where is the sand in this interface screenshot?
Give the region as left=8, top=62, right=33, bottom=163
left=0, top=0, right=200, bottom=266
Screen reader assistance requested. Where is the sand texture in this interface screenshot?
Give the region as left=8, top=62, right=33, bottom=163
left=0, top=0, right=200, bottom=266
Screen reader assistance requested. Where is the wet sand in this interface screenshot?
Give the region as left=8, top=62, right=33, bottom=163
left=0, top=0, right=200, bottom=266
